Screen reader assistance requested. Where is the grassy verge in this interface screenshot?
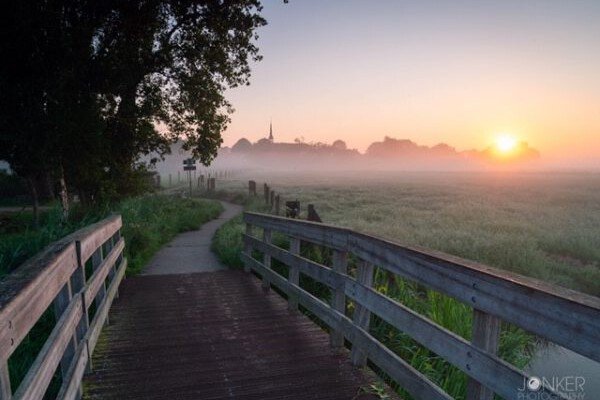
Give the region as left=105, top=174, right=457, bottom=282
left=118, top=196, right=223, bottom=274
left=1, top=195, right=222, bottom=395
left=210, top=188, right=535, bottom=400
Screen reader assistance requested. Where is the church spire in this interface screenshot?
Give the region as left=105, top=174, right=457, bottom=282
left=268, top=119, right=274, bottom=141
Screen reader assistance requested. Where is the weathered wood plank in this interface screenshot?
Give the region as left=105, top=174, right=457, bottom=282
left=341, top=317, right=451, bottom=400
left=0, top=242, right=77, bottom=363
left=86, top=258, right=126, bottom=359
left=351, top=260, right=374, bottom=367
left=344, top=277, right=566, bottom=400
left=56, top=340, right=88, bottom=400
left=466, top=310, right=501, bottom=400
left=330, top=249, right=347, bottom=350
left=83, top=239, right=125, bottom=308
left=246, top=212, right=600, bottom=361
left=243, top=235, right=335, bottom=289
left=53, top=282, right=77, bottom=380
left=12, top=296, right=83, bottom=400
left=349, top=232, right=600, bottom=362
left=76, top=215, right=122, bottom=264
left=244, top=212, right=348, bottom=250
left=0, top=360, right=10, bottom=400
left=242, top=253, right=448, bottom=400
left=288, top=237, right=301, bottom=311
left=242, top=254, right=340, bottom=330
left=243, top=223, right=253, bottom=273
left=262, top=229, right=272, bottom=290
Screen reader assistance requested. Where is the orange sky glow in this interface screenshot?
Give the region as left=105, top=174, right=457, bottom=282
left=221, top=1, right=600, bottom=169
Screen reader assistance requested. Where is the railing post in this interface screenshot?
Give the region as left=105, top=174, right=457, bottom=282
left=288, top=237, right=301, bottom=311
left=53, top=281, right=78, bottom=383
left=71, top=246, right=87, bottom=342
left=91, top=248, right=108, bottom=325
left=275, top=195, right=280, bottom=216
left=351, top=260, right=374, bottom=367
left=244, top=223, right=253, bottom=273
left=262, top=229, right=272, bottom=291
left=0, top=360, right=10, bottom=400
left=466, top=309, right=501, bottom=400
left=330, top=250, right=348, bottom=351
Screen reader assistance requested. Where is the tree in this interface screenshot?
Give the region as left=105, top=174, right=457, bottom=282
left=232, top=138, right=253, bottom=153
left=332, top=140, right=347, bottom=151
left=0, top=0, right=266, bottom=219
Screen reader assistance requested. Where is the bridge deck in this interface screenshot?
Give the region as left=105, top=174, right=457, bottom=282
left=84, top=270, right=381, bottom=399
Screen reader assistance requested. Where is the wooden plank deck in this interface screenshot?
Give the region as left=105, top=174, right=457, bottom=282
left=83, top=270, right=382, bottom=400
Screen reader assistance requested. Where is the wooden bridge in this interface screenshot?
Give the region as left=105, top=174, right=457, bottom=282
left=0, top=212, right=599, bottom=400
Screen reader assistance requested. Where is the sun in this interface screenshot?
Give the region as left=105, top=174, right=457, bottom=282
left=496, top=134, right=518, bottom=153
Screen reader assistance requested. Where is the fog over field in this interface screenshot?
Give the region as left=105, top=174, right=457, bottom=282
left=149, top=135, right=598, bottom=179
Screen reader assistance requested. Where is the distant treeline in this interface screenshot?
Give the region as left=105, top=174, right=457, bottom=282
left=214, top=136, right=540, bottom=170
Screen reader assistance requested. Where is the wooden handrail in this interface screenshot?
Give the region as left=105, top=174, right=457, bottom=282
left=0, top=215, right=127, bottom=400
left=242, top=211, right=600, bottom=400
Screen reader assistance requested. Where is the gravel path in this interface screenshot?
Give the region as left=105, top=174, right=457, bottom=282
left=142, top=201, right=243, bottom=275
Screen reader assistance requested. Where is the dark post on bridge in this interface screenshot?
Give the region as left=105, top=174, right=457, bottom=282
left=307, top=204, right=322, bottom=223
left=249, top=180, right=256, bottom=196
left=285, top=200, right=300, bottom=218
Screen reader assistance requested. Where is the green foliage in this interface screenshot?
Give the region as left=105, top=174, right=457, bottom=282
left=0, top=196, right=222, bottom=278
left=1, top=195, right=222, bottom=394
left=119, top=197, right=222, bottom=274
left=0, top=1, right=266, bottom=204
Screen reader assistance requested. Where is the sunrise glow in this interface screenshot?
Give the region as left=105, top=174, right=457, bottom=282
left=496, top=135, right=518, bottom=153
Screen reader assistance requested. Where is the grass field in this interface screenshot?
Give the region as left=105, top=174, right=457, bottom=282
left=219, top=171, right=600, bottom=296
left=211, top=170, right=600, bottom=399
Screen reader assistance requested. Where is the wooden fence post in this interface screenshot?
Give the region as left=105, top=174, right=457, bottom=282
left=331, top=250, right=348, bottom=350
left=244, top=223, right=253, bottom=273
left=351, top=260, right=374, bottom=367
left=249, top=180, right=256, bottom=196
left=466, top=310, right=501, bottom=400
left=288, top=237, right=301, bottom=311
left=91, top=248, right=107, bottom=325
left=53, top=282, right=77, bottom=381
left=264, top=184, right=269, bottom=204
left=270, top=190, right=275, bottom=210
left=169, top=173, right=172, bottom=186
left=262, top=229, right=272, bottom=291
left=275, top=195, right=280, bottom=216
left=0, top=361, right=10, bottom=400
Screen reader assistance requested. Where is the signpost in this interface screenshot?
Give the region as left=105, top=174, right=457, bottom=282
left=183, top=159, right=196, bottom=196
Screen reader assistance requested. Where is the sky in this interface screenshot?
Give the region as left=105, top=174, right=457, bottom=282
left=222, top=0, right=600, bottom=167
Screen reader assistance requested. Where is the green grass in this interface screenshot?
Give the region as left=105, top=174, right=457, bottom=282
left=0, top=195, right=222, bottom=396
left=118, top=196, right=223, bottom=274
left=209, top=171, right=600, bottom=399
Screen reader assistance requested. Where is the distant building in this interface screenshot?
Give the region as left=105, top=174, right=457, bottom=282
left=268, top=120, right=274, bottom=142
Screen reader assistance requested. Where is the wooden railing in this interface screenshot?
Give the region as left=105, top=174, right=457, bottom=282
left=0, top=216, right=126, bottom=400
left=242, top=212, right=600, bottom=400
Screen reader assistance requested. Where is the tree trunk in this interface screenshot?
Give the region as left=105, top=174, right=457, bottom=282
left=27, top=175, right=40, bottom=229
left=58, top=164, right=69, bottom=221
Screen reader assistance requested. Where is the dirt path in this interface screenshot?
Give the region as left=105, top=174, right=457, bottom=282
left=142, top=201, right=243, bottom=275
